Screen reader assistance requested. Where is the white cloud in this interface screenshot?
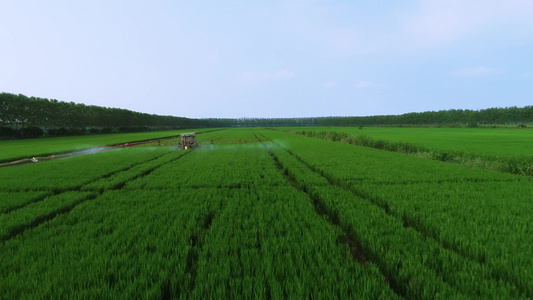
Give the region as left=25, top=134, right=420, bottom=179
left=323, top=81, right=336, bottom=89
left=401, top=0, right=533, bottom=48
left=285, top=1, right=533, bottom=55
left=401, top=1, right=477, bottom=46
left=271, top=69, right=295, bottom=80
left=356, top=80, right=390, bottom=89
left=282, top=2, right=391, bottom=55
left=356, top=81, right=373, bottom=89
left=454, top=66, right=502, bottom=77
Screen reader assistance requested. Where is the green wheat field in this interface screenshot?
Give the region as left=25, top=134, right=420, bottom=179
left=1, top=128, right=532, bottom=299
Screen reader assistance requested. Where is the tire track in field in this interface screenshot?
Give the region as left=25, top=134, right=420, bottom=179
left=90, top=149, right=194, bottom=191
left=1, top=150, right=194, bottom=243
left=1, top=192, right=53, bottom=215
left=0, top=193, right=100, bottom=243
left=281, top=144, right=484, bottom=260
left=164, top=205, right=219, bottom=299
left=4, top=150, right=172, bottom=212
left=253, top=130, right=270, bottom=142
left=261, top=142, right=404, bottom=299
left=200, top=129, right=232, bottom=144
left=183, top=210, right=216, bottom=297
left=250, top=130, right=271, bottom=143
left=329, top=177, right=521, bottom=186
left=5, top=150, right=172, bottom=194
left=75, top=150, right=187, bottom=191
left=273, top=142, right=529, bottom=298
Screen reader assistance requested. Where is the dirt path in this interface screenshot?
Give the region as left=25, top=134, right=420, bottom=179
left=0, top=147, right=113, bottom=168
left=0, top=130, right=222, bottom=168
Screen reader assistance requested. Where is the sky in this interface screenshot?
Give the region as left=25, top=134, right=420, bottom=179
left=1, top=1, right=533, bottom=118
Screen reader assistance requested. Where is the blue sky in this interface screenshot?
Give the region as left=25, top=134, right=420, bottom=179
left=1, top=1, right=533, bottom=118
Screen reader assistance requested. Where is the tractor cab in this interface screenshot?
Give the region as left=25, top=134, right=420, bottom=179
left=178, top=133, right=198, bottom=149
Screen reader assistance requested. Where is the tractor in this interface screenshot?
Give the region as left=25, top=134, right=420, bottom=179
left=178, top=133, right=198, bottom=149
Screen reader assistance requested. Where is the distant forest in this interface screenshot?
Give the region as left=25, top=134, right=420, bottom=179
left=203, top=104, right=533, bottom=128
left=0, top=93, right=203, bottom=138
left=1, top=92, right=532, bottom=139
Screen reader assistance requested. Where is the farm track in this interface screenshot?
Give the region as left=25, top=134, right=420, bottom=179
left=4, top=150, right=170, bottom=196
left=82, top=150, right=193, bottom=192
left=0, top=147, right=113, bottom=168
left=199, top=129, right=232, bottom=144
left=339, top=177, right=521, bottom=185
left=260, top=141, right=404, bottom=299
left=0, top=129, right=221, bottom=166
left=1, top=150, right=194, bottom=243
left=0, top=135, right=177, bottom=166
left=1, top=193, right=99, bottom=242
left=123, top=183, right=289, bottom=190
left=267, top=148, right=367, bottom=264
left=271, top=141, right=529, bottom=298
left=179, top=210, right=217, bottom=299
left=2, top=193, right=54, bottom=215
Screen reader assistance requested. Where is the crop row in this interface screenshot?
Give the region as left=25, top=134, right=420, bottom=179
left=356, top=181, right=533, bottom=296
left=81, top=149, right=187, bottom=191
left=283, top=127, right=533, bottom=176
left=188, top=186, right=396, bottom=299
left=0, top=143, right=398, bottom=298
left=0, top=191, right=96, bottom=241
left=0, top=191, right=52, bottom=214
left=0, top=147, right=176, bottom=192
left=124, top=145, right=286, bottom=189
left=0, top=189, right=219, bottom=298
left=2, top=128, right=532, bottom=298
left=196, top=128, right=265, bottom=145
left=0, top=129, right=200, bottom=163
left=0, top=148, right=187, bottom=243
left=260, top=129, right=531, bottom=298
left=287, top=126, right=533, bottom=158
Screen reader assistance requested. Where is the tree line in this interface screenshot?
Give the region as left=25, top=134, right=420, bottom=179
left=2, top=92, right=532, bottom=139
left=203, top=106, right=533, bottom=128
left=0, top=93, right=203, bottom=138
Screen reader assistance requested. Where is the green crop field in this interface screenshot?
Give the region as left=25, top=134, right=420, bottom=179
left=283, top=126, right=533, bottom=157
left=1, top=128, right=533, bottom=298
left=282, top=127, right=533, bottom=177
left=0, top=129, right=213, bottom=163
